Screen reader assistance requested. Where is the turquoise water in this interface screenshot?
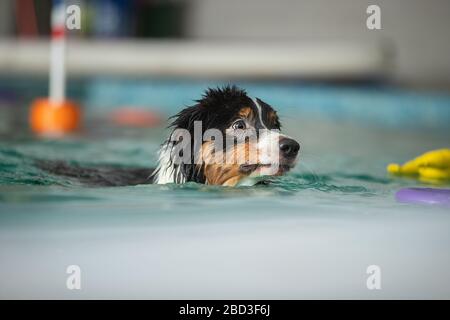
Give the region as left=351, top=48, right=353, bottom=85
left=1, top=111, right=449, bottom=298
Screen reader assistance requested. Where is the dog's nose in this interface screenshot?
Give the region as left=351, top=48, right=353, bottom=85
left=279, top=138, right=300, bottom=158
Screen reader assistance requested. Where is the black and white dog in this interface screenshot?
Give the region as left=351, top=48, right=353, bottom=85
left=39, top=86, right=300, bottom=187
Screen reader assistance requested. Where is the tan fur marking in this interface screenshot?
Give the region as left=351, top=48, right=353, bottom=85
left=200, top=140, right=258, bottom=186
left=268, top=111, right=278, bottom=125
left=238, top=107, right=253, bottom=120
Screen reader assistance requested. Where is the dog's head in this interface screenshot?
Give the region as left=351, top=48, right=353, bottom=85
left=153, top=85, right=300, bottom=186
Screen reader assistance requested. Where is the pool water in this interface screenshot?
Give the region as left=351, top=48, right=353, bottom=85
left=2, top=78, right=450, bottom=299
left=1, top=109, right=449, bottom=299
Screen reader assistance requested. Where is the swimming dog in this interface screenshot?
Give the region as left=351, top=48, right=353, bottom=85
left=38, top=86, right=300, bottom=187
left=152, top=85, right=300, bottom=186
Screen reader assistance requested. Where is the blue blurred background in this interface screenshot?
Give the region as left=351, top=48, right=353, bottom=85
left=0, top=0, right=449, bottom=133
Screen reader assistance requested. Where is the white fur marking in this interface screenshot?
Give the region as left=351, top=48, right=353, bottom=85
left=253, top=98, right=268, bottom=129
left=152, top=142, right=185, bottom=184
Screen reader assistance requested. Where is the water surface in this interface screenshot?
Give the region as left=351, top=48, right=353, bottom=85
left=0, top=108, right=449, bottom=299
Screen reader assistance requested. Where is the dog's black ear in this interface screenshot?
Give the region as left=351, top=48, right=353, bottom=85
left=167, top=104, right=208, bottom=184
left=169, top=105, right=204, bottom=131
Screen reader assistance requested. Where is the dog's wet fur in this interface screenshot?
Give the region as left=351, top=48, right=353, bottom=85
left=36, top=160, right=154, bottom=186
left=38, top=85, right=300, bottom=187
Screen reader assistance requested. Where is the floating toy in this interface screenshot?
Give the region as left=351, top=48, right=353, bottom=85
left=387, top=148, right=450, bottom=183
left=30, top=0, right=81, bottom=136
left=396, top=188, right=450, bottom=207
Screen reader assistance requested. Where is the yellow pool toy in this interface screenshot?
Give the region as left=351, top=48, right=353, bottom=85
left=387, top=148, right=450, bottom=182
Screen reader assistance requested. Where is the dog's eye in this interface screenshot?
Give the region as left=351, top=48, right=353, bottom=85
left=232, top=119, right=246, bottom=130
